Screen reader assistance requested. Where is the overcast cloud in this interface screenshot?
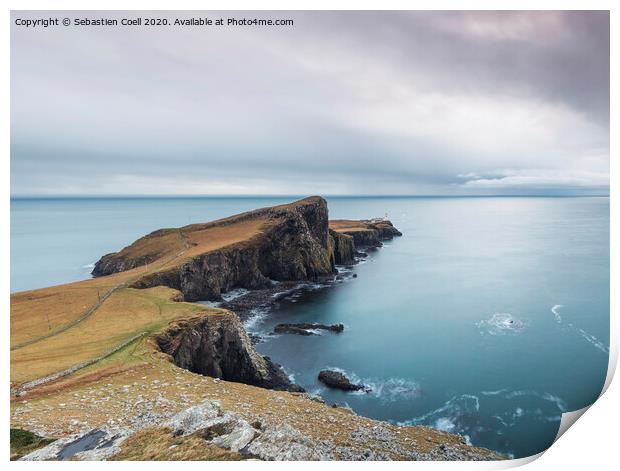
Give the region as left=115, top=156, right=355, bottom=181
left=10, top=10, right=609, bottom=196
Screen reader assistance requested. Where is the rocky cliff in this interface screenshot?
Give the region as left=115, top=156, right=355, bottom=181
left=329, top=219, right=402, bottom=248
left=92, top=197, right=341, bottom=302
left=155, top=310, right=301, bottom=392
left=84, top=197, right=402, bottom=395
left=92, top=197, right=397, bottom=301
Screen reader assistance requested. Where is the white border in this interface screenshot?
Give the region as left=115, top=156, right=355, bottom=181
left=3, top=1, right=616, bottom=468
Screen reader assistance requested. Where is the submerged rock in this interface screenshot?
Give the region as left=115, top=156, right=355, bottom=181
left=274, top=323, right=344, bottom=336
left=318, top=370, right=370, bottom=392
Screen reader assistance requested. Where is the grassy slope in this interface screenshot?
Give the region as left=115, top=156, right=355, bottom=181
left=10, top=213, right=270, bottom=385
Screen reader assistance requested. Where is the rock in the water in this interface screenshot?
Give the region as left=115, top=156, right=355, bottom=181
left=19, top=428, right=132, bottom=461
left=245, top=424, right=332, bottom=460
left=274, top=323, right=344, bottom=336
left=318, top=370, right=370, bottom=392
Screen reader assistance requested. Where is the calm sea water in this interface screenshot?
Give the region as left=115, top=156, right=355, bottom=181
left=10, top=196, right=609, bottom=458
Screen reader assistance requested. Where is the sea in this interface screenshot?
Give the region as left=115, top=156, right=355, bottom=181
left=10, top=196, right=610, bottom=458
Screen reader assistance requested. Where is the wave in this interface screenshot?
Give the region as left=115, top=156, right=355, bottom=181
left=271, top=282, right=325, bottom=301
left=399, top=389, right=564, bottom=453
left=481, top=389, right=509, bottom=396
left=476, top=313, right=526, bottom=336
left=398, top=394, right=480, bottom=427
left=503, top=390, right=567, bottom=412
left=197, top=288, right=251, bottom=309
left=552, top=304, right=609, bottom=354
left=221, top=288, right=250, bottom=302
left=81, top=262, right=95, bottom=269
left=570, top=324, right=609, bottom=354
left=243, top=306, right=270, bottom=332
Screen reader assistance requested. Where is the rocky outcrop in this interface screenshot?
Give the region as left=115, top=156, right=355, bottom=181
left=93, top=197, right=337, bottom=302
left=330, top=219, right=402, bottom=249
left=19, top=399, right=503, bottom=461
left=369, top=220, right=403, bottom=239
left=274, top=323, right=344, bottom=336
left=91, top=198, right=402, bottom=302
left=155, top=310, right=302, bottom=392
left=318, top=370, right=370, bottom=392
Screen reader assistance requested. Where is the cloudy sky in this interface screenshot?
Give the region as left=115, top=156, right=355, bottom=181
left=11, top=11, right=609, bottom=196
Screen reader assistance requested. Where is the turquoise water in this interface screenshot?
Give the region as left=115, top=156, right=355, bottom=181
left=10, top=196, right=609, bottom=458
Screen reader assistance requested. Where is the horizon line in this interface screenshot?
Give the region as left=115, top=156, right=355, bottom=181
left=10, top=193, right=611, bottom=200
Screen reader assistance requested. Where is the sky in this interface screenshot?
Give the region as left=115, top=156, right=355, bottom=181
left=11, top=11, right=610, bottom=196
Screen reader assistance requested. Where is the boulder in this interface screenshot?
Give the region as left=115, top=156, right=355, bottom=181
left=211, top=418, right=258, bottom=452
left=244, top=424, right=332, bottom=460
left=318, top=370, right=370, bottom=392
left=166, top=400, right=221, bottom=436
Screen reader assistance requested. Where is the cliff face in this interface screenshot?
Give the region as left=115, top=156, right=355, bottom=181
left=92, top=197, right=337, bottom=301
left=329, top=230, right=356, bottom=265
left=92, top=198, right=403, bottom=302
left=155, top=310, right=302, bottom=392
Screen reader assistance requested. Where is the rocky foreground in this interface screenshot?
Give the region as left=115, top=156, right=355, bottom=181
left=10, top=197, right=502, bottom=461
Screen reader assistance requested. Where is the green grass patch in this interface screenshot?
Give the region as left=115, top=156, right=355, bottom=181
left=10, top=428, right=55, bottom=460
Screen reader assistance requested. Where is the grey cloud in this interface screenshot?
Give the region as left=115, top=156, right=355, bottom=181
left=10, top=10, right=609, bottom=196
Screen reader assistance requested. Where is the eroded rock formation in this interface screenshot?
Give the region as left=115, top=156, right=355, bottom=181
left=93, top=197, right=339, bottom=301
left=155, top=310, right=302, bottom=392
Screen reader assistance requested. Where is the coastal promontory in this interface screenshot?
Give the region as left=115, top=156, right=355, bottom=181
left=10, top=197, right=501, bottom=461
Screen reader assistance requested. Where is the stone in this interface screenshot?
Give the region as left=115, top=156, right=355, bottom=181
left=245, top=424, right=332, bottom=460
left=166, top=400, right=221, bottom=436
left=211, top=419, right=259, bottom=452
left=318, top=370, right=370, bottom=392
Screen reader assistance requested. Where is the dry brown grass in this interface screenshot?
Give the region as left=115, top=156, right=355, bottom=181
left=110, top=427, right=241, bottom=461
left=177, top=219, right=265, bottom=261
left=329, top=220, right=374, bottom=233
left=10, top=286, right=215, bottom=384
left=10, top=213, right=260, bottom=385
